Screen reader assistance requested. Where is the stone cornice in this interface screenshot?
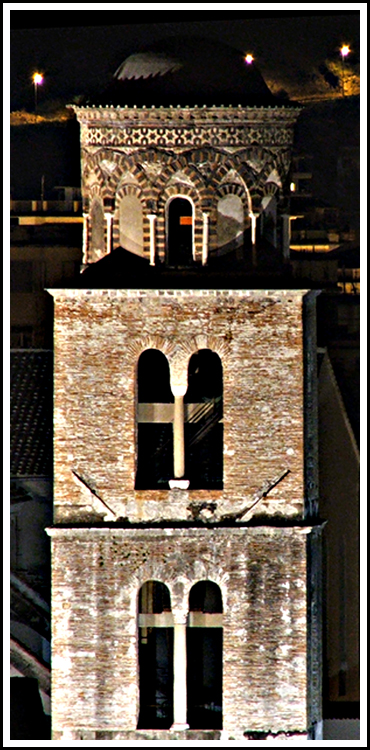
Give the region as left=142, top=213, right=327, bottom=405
left=72, top=104, right=300, bottom=149
left=47, top=288, right=309, bottom=300
left=70, top=104, right=301, bottom=127
left=46, top=524, right=315, bottom=538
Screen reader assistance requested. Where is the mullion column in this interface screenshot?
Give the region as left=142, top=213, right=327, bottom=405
left=171, top=610, right=189, bottom=731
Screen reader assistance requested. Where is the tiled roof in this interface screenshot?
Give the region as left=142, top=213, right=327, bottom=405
left=10, top=351, right=53, bottom=476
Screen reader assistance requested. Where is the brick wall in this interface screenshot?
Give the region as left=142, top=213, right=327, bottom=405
left=49, top=526, right=309, bottom=740
left=48, top=287, right=321, bottom=740
left=51, top=289, right=308, bottom=524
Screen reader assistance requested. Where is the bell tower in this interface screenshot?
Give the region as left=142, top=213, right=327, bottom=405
left=48, top=37, right=323, bottom=741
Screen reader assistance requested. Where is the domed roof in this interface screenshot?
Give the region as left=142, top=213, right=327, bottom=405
left=99, top=36, right=280, bottom=107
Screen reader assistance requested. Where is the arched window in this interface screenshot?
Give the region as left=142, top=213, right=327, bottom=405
left=261, top=194, right=277, bottom=247
left=217, top=194, right=244, bottom=254
left=90, top=197, right=105, bottom=255
left=138, top=581, right=174, bottom=729
left=187, top=581, right=223, bottom=729
left=136, top=350, right=174, bottom=489
left=167, top=197, right=193, bottom=267
left=184, top=350, right=223, bottom=489
left=119, top=194, right=144, bottom=255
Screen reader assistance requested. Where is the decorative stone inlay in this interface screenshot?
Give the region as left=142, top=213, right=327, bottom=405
left=71, top=105, right=299, bottom=151
left=80, top=124, right=296, bottom=149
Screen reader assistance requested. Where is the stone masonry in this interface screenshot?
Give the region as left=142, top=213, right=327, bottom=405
left=49, top=526, right=310, bottom=741
left=50, top=289, right=308, bottom=524
left=71, top=104, right=299, bottom=264
left=47, top=288, right=322, bottom=740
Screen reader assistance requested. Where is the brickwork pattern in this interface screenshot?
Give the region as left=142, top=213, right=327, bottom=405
left=49, top=526, right=309, bottom=740
left=72, top=105, right=299, bottom=263
left=51, top=289, right=307, bottom=524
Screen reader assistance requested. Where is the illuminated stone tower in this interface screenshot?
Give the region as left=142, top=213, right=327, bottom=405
left=47, top=38, right=323, bottom=740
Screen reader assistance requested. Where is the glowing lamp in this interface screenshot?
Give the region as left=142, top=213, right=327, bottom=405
left=290, top=182, right=296, bottom=193
left=33, top=72, right=44, bottom=109
left=245, top=54, right=254, bottom=65
left=340, top=45, right=350, bottom=58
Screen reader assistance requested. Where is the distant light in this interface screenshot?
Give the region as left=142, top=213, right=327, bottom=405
left=290, top=182, right=296, bottom=192
left=33, top=73, right=44, bottom=110
left=340, top=45, right=350, bottom=58
left=245, top=54, right=254, bottom=65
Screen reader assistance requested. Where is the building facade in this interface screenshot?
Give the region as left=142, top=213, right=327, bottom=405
left=46, top=38, right=326, bottom=740
left=48, top=287, right=322, bottom=741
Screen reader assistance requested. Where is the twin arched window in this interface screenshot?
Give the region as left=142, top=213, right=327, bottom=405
left=138, top=580, right=223, bottom=730
left=135, top=349, right=223, bottom=489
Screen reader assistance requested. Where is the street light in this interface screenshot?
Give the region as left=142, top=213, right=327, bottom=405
left=245, top=54, right=254, bottom=65
left=33, top=72, right=43, bottom=110
left=340, top=45, right=350, bottom=97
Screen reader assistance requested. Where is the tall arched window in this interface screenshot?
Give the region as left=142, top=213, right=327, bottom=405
left=119, top=194, right=144, bottom=255
left=187, top=581, right=223, bottom=729
left=167, top=197, right=193, bottom=267
left=136, top=350, right=174, bottom=489
left=216, top=194, right=244, bottom=254
left=184, top=350, right=223, bottom=489
left=90, top=197, right=105, bottom=255
left=137, top=581, right=174, bottom=729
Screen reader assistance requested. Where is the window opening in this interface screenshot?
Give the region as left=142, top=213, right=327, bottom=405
left=90, top=197, right=105, bottom=254
left=167, top=197, right=193, bottom=267
left=184, top=350, right=223, bottom=489
left=217, top=194, right=244, bottom=255
left=136, top=350, right=174, bottom=489
left=137, top=581, right=174, bottom=729
left=119, top=194, right=144, bottom=255
left=187, top=581, right=223, bottom=729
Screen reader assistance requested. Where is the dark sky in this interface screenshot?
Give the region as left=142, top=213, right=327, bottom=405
left=9, top=10, right=361, bottom=110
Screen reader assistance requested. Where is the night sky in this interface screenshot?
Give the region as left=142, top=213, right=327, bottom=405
left=7, top=8, right=362, bottom=202
left=9, top=9, right=361, bottom=111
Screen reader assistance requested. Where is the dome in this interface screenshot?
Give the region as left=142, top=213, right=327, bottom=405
left=99, top=36, right=280, bottom=107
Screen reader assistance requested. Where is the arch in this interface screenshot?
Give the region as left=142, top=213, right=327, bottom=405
left=187, top=580, right=223, bottom=729
left=184, top=350, right=223, bottom=489
left=139, top=580, right=172, bottom=614
left=137, top=581, right=174, bottom=729
left=135, top=350, right=174, bottom=489
left=189, top=580, right=223, bottom=613
left=166, top=196, right=194, bottom=266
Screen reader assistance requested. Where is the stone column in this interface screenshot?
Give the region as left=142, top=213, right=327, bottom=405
left=171, top=610, right=189, bottom=731
left=202, top=212, right=209, bottom=266
left=104, top=212, right=113, bottom=254
left=249, top=212, right=257, bottom=266
left=172, top=385, right=186, bottom=479
left=147, top=214, right=157, bottom=266
left=82, top=213, right=89, bottom=265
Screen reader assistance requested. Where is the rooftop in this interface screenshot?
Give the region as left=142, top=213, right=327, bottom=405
left=85, top=36, right=286, bottom=108
left=10, top=351, right=53, bottom=477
